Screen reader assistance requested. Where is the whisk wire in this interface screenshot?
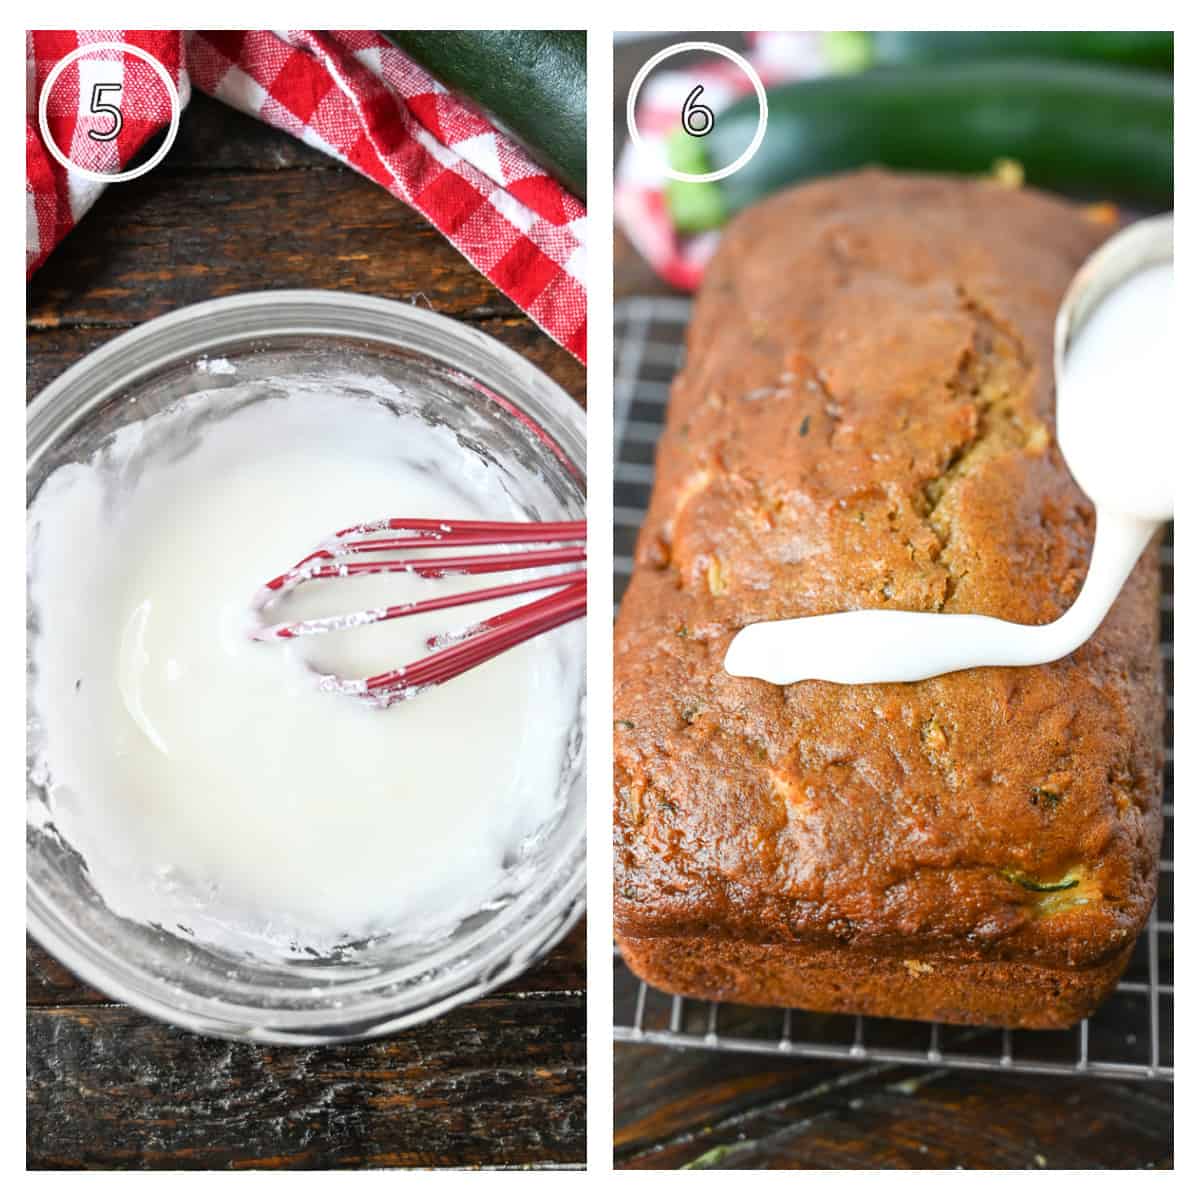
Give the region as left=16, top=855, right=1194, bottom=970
left=365, top=578, right=586, bottom=695
left=252, top=518, right=586, bottom=702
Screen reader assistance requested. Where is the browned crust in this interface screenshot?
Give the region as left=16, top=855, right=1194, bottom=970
left=613, top=171, right=1163, bottom=1026
left=617, top=934, right=1136, bottom=1030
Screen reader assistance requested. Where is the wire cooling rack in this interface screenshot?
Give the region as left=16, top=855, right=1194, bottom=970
left=613, top=296, right=1174, bottom=1082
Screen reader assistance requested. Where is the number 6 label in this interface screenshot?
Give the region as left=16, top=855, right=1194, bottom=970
left=627, top=42, right=768, bottom=184
left=681, top=85, right=715, bottom=138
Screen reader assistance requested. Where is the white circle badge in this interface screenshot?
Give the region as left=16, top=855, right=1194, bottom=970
left=38, top=41, right=182, bottom=184
left=626, top=41, right=768, bottom=184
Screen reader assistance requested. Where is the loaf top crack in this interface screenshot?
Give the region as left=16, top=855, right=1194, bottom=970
left=614, top=171, right=1163, bottom=969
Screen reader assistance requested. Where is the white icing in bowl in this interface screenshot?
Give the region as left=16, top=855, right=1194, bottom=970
left=26, top=292, right=586, bottom=1042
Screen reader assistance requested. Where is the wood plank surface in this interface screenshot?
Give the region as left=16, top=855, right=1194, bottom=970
left=614, top=1042, right=1171, bottom=1170
left=27, top=89, right=585, bottom=1172
left=29, top=922, right=585, bottom=1171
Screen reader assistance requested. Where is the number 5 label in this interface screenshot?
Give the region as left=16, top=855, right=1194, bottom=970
left=88, top=83, right=124, bottom=143
left=38, top=41, right=181, bottom=183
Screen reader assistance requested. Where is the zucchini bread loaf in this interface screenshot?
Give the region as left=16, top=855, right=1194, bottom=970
left=613, top=170, right=1163, bottom=1029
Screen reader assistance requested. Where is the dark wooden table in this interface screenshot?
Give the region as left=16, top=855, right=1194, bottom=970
left=613, top=970, right=1171, bottom=1170
left=612, top=33, right=1172, bottom=1172
left=27, top=91, right=585, bottom=1171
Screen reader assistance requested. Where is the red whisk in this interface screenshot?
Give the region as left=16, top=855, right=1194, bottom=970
left=251, top=518, right=586, bottom=703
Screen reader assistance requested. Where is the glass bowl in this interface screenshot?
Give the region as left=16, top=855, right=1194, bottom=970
left=27, top=290, right=586, bottom=1044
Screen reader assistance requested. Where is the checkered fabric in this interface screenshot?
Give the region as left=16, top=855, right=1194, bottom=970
left=614, top=32, right=821, bottom=291
left=27, top=30, right=587, bottom=362
left=26, top=32, right=190, bottom=278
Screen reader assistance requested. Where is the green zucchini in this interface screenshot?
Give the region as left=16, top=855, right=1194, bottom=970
left=862, top=30, right=1173, bottom=73
left=667, top=61, right=1172, bottom=232
left=383, top=30, right=586, bottom=199
left=1000, top=869, right=1080, bottom=893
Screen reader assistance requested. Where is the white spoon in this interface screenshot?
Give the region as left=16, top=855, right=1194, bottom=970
left=724, top=215, right=1174, bottom=686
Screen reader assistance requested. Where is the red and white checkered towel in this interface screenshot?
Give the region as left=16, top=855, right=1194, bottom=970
left=27, top=30, right=587, bottom=362
left=614, top=32, right=821, bottom=292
